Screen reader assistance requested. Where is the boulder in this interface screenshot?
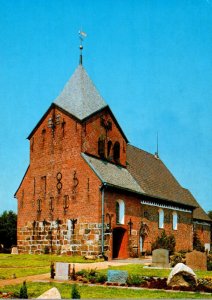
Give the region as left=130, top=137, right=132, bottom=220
left=167, top=263, right=197, bottom=288
left=37, top=287, right=61, bottom=299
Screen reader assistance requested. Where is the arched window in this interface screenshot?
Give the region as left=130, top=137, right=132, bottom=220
left=107, top=141, right=112, bottom=157
left=116, top=200, right=125, bottom=224
left=172, top=212, right=178, bottom=230
left=113, top=141, right=120, bottom=162
left=98, top=137, right=105, bottom=158
left=158, top=209, right=164, bottom=229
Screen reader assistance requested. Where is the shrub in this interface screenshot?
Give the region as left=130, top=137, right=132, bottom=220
left=71, top=264, right=77, bottom=280
left=44, top=246, right=50, bottom=254
left=170, top=252, right=186, bottom=267
left=50, top=262, right=55, bottom=279
left=207, top=254, right=212, bottom=271
left=127, top=275, right=144, bottom=286
left=88, top=268, right=97, bottom=276
left=152, top=230, right=176, bottom=254
left=76, top=269, right=86, bottom=276
left=71, top=284, right=81, bottom=299
left=19, top=281, right=28, bottom=299
left=193, top=231, right=204, bottom=252
left=96, top=273, right=107, bottom=283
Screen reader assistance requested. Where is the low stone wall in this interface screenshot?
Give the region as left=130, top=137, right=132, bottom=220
left=17, top=220, right=107, bottom=256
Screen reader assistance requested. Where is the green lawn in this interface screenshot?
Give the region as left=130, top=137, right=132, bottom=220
left=0, top=254, right=211, bottom=280
left=99, top=264, right=212, bottom=279
left=0, top=254, right=102, bottom=279
left=0, top=254, right=212, bottom=298
left=1, top=282, right=212, bottom=299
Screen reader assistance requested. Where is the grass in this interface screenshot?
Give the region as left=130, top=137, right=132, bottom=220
left=1, top=282, right=212, bottom=299
left=98, top=264, right=212, bottom=279
left=0, top=254, right=211, bottom=280
left=0, top=254, right=102, bottom=279
left=0, top=254, right=211, bottom=298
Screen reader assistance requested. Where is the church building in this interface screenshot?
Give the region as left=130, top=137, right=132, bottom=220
left=15, top=49, right=211, bottom=259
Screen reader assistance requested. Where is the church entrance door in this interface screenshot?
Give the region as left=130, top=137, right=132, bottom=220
left=112, top=227, right=128, bottom=259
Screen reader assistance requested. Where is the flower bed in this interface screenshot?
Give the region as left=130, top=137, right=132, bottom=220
left=73, top=269, right=212, bottom=293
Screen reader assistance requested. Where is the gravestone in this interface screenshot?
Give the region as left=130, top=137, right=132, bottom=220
left=204, top=243, right=210, bottom=253
left=11, top=247, right=18, bottom=254
left=152, top=248, right=169, bottom=268
left=37, top=287, right=61, bottom=299
left=55, top=262, right=70, bottom=280
left=186, top=250, right=207, bottom=270
left=107, top=270, right=128, bottom=284
left=167, top=263, right=197, bottom=288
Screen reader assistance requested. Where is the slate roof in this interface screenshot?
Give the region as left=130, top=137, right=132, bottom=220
left=184, top=189, right=211, bottom=222
left=126, top=144, right=210, bottom=222
left=82, top=153, right=144, bottom=194
left=54, top=64, right=107, bottom=120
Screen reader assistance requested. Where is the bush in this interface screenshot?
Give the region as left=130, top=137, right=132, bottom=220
left=19, top=281, right=28, bottom=299
left=152, top=230, right=176, bottom=254
left=50, top=262, right=55, bottom=279
left=44, top=246, right=50, bottom=254
left=96, top=273, right=107, bottom=283
left=193, top=231, right=204, bottom=252
left=76, top=269, right=86, bottom=276
left=127, top=275, right=144, bottom=286
left=170, top=252, right=186, bottom=267
left=207, top=254, right=212, bottom=271
left=75, top=268, right=98, bottom=283
left=71, top=284, right=81, bottom=299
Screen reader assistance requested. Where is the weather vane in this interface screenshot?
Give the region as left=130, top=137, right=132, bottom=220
left=78, top=30, right=87, bottom=65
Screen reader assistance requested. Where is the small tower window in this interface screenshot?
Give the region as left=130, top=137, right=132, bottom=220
left=158, top=209, right=164, bottom=229
left=172, top=212, right=178, bottom=230
left=98, top=137, right=105, bottom=158
left=113, top=141, right=120, bottom=162
left=107, top=141, right=112, bottom=157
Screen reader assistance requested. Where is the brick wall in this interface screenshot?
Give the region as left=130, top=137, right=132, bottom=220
left=194, top=222, right=211, bottom=247
left=104, top=191, right=193, bottom=258
left=16, top=107, right=105, bottom=254
left=82, top=108, right=127, bottom=166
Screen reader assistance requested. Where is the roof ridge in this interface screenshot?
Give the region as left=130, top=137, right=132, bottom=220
left=127, top=144, right=155, bottom=157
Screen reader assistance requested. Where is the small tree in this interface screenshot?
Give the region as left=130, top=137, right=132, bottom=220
left=152, top=230, right=176, bottom=254
left=193, top=231, right=204, bottom=252
left=71, top=284, right=80, bottom=299
left=20, top=281, right=28, bottom=299
left=71, top=264, right=77, bottom=281
left=50, top=262, right=55, bottom=279
left=0, top=210, right=17, bottom=248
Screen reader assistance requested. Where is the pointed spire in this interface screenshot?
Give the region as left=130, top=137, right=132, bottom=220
left=78, top=30, right=87, bottom=65
left=54, top=64, right=107, bottom=120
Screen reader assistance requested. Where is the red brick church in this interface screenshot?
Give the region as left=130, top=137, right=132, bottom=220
left=15, top=51, right=211, bottom=259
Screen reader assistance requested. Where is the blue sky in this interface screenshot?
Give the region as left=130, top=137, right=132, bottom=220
left=0, top=0, right=211, bottom=214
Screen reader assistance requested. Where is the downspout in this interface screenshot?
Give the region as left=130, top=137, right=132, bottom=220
left=101, top=183, right=107, bottom=256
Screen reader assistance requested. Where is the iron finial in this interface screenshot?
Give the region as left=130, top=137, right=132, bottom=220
left=78, top=30, right=87, bottom=65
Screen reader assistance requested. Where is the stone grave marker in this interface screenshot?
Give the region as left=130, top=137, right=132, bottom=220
left=107, top=270, right=128, bottom=284
left=37, top=287, right=61, bottom=299
left=152, top=248, right=169, bottom=268
left=11, top=247, right=18, bottom=254
left=186, top=250, right=207, bottom=271
left=55, top=262, right=70, bottom=280
left=167, top=263, right=197, bottom=288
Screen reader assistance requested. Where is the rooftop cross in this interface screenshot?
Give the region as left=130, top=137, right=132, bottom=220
left=78, top=30, right=87, bottom=65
